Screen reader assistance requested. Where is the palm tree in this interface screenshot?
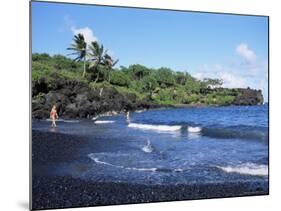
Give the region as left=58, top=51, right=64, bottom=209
left=67, top=33, right=87, bottom=77
left=102, top=53, right=119, bottom=82
left=88, top=41, right=106, bottom=83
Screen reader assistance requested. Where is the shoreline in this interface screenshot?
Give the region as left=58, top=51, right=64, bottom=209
left=32, top=103, right=267, bottom=120
left=31, top=130, right=268, bottom=210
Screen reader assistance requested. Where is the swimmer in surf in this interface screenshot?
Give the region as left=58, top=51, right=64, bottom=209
left=125, top=108, right=130, bottom=123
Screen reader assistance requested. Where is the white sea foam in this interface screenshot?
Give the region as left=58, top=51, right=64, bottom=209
left=94, top=120, right=115, bottom=124
left=125, top=167, right=157, bottom=172
left=92, top=111, right=118, bottom=120
left=188, top=133, right=201, bottom=139
left=88, top=154, right=156, bottom=172
left=135, top=109, right=146, bottom=113
left=174, top=168, right=184, bottom=172
left=142, top=139, right=153, bottom=153
left=187, top=126, right=202, bottom=133
left=128, top=123, right=181, bottom=132
left=217, top=163, right=268, bottom=176
left=92, top=157, right=116, bottom=166
left=92, top=116, right=99, bottom=121
left=63, top=120, right=80, bottom=123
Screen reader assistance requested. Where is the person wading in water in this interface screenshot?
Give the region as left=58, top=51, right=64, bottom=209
left=50, top=105, right=58, bottom=127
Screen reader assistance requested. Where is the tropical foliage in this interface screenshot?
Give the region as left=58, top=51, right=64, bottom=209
left=67, top=34, right=119, bottom=81
left=67, top=34, right=87, bottom=77
left=32, top=52, right=239, bottom=106
left=32, top=33, right=243, bottom=106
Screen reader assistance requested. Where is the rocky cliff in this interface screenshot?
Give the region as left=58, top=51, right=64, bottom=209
left=32, top=77, right=157, bottom=119
left=233, top=88, right=264, bottom=106
left=32, top=77, right=264, bottom=119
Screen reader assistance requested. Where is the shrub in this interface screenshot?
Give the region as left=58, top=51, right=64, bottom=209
left=141, top=76, right=158, bottom=93
left=110, top=71, right=130, bottom=87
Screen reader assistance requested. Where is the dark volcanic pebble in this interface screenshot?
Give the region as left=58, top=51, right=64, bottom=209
left=31, top=130, right=268, bottom=210
left=32, top=130, right=90, bottom=164
left=32, top=175, right=268, bottom=210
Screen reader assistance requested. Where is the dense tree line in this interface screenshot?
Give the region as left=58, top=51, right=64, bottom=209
left=32, top=33, right=241, bottom=106
left=32, top=54, right=240, bottom=106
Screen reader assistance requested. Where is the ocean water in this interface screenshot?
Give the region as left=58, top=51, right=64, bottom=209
left=33, top=105, right=269, bottom=185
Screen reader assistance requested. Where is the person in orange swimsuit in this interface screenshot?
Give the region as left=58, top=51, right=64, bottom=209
left=50, top=105, right=58, bottom=127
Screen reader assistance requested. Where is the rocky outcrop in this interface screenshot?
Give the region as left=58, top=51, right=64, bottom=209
left=32, top=76, right=264, bottom=119
left=233, top=88, right=263, bottom=106
left=32, top=77, right=157, bottom=119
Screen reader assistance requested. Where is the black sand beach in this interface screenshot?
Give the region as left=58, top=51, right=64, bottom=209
left=32, top=130, right=268, bottom=210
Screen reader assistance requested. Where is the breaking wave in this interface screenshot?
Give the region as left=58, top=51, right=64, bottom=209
left=127, top=122, right=267, bottom=142
left=217, top=163, right=268, bottom=176
left=202, top=127, right=268, bottom=142
left=188, top=126, right=202, bottom=133
left=94, top=120, right=115, bottom=124
left=128, top=123, right=181, bottom=132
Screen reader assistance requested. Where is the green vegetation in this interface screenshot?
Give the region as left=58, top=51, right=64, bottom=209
left=67, top=34, right=87, bottom=77
left=32, top=33, right=243, bottom=106
left=32, top=59, right=239, bottom=107
left=31, top=33, right=264, bottom=121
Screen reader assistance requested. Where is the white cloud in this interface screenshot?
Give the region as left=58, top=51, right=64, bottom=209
left=194, top=42, right=268, bottom=101
left=194, top=61, right=268, bottom=101
left=218, top=72, right=247, bottom=88
left=236, top=43, right=256, bottom=64
left=194, top=67, right=247, bottom=88
left=64, top=15, right=98, bottom=45
left=193, top=72, right=204, bottom=79
left=71, top=26, right=98, bottom=45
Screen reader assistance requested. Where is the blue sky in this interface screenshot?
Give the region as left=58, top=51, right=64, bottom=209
left=32, top=1, right=268, bottom=101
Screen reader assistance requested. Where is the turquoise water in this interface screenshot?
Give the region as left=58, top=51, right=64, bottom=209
left=33, top=105, right=269, bottom=185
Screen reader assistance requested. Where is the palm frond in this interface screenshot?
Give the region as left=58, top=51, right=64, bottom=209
left=112, top=59, right=119, bottom=67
